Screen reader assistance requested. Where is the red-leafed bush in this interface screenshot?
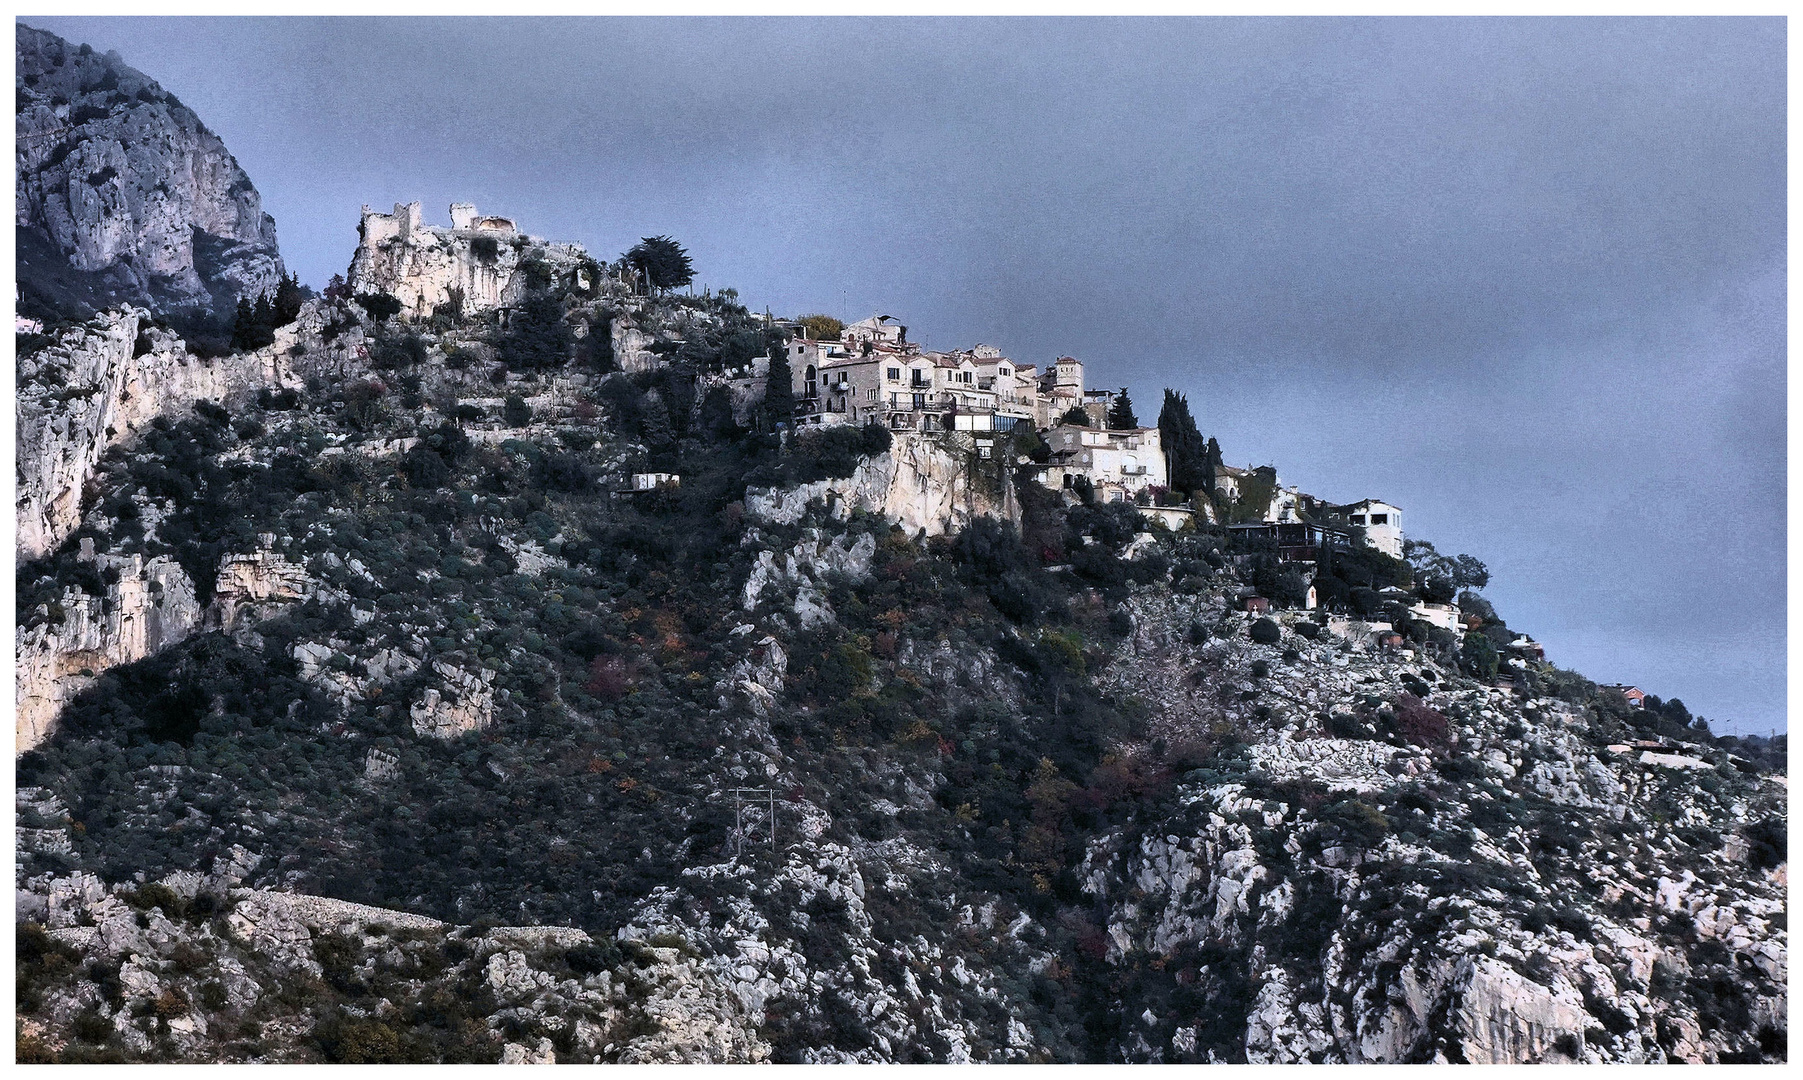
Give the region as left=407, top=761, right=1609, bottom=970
left=1395, top=692, right=1450, bottom=749
left=584, top=656, right=635, bottom=701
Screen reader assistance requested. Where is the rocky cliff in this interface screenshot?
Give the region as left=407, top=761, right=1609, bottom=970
left=16, top=308, right=285, bottom=560
left=15, top=25, right=285, bottom=320
left=746, top=431, right=1018, bottom=538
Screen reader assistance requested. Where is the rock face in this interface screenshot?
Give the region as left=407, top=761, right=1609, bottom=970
left=15, top=24, right=285, bottom=319
left=16, top=308, right=283, bottom=560
left=1079, top=592, right=1787, bottom=1064
left=745, top=432, right=1016, bottom=537
left=16, top=551, right=200, bottom=751
left=345, top=201, right=590, bottom=319
left=14, top=308, right=289, bottom=748
left=410, top=661, right=499, bottom=739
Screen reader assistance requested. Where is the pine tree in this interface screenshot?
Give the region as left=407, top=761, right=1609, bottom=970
left=1158, top=390, right=1209, bottom=496
left=625, top=236, right=694, bottom=293
left=273, top=273, right=305, bottom=326
left=1107, top=387, right=1138, bottom=429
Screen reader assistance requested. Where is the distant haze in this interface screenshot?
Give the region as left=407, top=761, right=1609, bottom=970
left=23, top=17, right=1786, bottom=733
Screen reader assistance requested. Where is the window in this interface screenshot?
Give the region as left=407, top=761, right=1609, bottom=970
left=1370, top=514, right=1388, bottom=525
left=1000, top=367, right=1010, bottom=377
left=867, top=388, right=878, bottom=401
left=1351, top=515, right=1366, bottom=525
left=888, top=367, right=901, bottom=381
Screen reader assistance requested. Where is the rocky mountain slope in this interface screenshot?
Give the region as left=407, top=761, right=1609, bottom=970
left=11, top=34, right=1787, bottom=1062
left=14, top=254, right=1787, bottom=1061
left=15, top=25, right=285, bottom=322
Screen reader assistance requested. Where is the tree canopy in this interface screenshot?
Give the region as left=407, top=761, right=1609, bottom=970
left=796, top=314, right=844, bottom=341
left=1059, top=406, right=1090, bottom=427
left=625, top=235, right=695, bottom=293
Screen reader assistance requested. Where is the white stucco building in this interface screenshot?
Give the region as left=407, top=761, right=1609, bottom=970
left=1334, top=499, right=1404, bottom=558
left=1042, top=424, right=1168, bottom=502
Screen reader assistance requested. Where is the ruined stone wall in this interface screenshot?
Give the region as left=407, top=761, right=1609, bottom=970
left=346, top=204, right=587, bottom=320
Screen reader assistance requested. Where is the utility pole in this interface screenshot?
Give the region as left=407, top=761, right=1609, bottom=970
left=728, top=787, right=778, bottom=857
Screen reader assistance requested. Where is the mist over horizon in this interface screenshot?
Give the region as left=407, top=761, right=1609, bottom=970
left=21, top=15, right=1786, bottom=733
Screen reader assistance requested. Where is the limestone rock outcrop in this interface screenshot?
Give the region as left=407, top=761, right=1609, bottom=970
left=745, top=432, right=1016, bottom=537
left=15, top=24, right=284, bottom=318
left=345, top=201, right=590, bottom=320
left=17, top=308, right=283, bottom=560
left=16, top=552, right=200, bottom=751
left=410, top=661, right=499, bottom=739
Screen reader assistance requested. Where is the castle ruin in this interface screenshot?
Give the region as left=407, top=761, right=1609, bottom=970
left=348, top=201, right=585, bottom=319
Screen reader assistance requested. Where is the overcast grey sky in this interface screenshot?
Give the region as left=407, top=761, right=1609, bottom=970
left=24, top=16, right=1787, bottom=733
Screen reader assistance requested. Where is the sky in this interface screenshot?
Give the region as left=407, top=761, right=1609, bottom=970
left=22, top=16, right=1787, bottom=733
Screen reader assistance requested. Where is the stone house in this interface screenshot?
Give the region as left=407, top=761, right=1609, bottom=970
left=843, top=314, right=908, bottom=349
left=1037, top=356, right=1086, bottom=426
left=1041, top=424, right=1168, bottom=503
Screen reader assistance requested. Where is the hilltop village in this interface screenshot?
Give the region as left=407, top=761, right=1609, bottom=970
left=344, top=203, right=1454, bottom=638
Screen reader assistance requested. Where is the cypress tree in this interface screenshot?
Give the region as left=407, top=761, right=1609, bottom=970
left=641, top=395, right=676, bottom=447
left=1158, top=390, right=1208, bottom=497
left=762, top=328, right=793, bottom=430
left=230, top=297, right=256, bottom=350
left=273, top=273, right=305, bottom=326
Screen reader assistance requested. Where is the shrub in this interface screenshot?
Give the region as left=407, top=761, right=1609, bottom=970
left=1394, top=693, right=1451, bottom=749
left=1249, top=618, right=1281, bottom=645
left=1294, top=621, right=1320, bottom=640
left=1320, top=799, right=1390, bottom=848
left=354, top=293, right=403, bottom=321
left=257, top=387, right=300, bottom=411
left=1460, top=632, right=1499, bottom=680
left=585, top=656, right=636, bottom=701
left=533, top=452, right=591, bottom=493
left=1745, top=818, right=1786, bottom=870
left=502, top=394, right=532, bottom=427
left=1249, top=659, right=1271, bottom=679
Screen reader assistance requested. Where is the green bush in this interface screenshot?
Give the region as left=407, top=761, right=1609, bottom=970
left=1248, top=618, right=1281, bottom=645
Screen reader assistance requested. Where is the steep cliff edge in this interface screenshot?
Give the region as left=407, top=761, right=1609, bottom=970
left=745, top=431, right=1019, bottom=537
left=15, top=24, right=284, bottom=320
left=16, top=309, right=284, bottom=560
